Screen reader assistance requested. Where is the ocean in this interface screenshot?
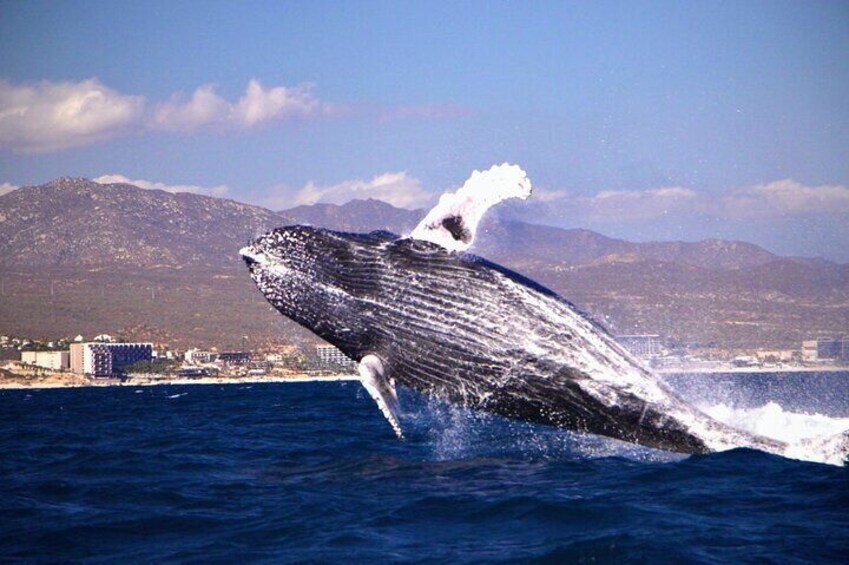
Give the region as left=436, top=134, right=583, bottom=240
left=2, top=372, right=848, bottom=563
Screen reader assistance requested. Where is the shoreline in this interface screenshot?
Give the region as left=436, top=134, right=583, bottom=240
left=2, top=366, right=847, bottom=391
left=0, top=373, right=361, bottom=390
left=656, top=365, right=848, bottom=375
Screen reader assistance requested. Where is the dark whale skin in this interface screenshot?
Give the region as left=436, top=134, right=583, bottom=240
left=242, top=226, right=782, bottom=455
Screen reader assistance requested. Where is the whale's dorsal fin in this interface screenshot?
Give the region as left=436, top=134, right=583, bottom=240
left=358, top=354, right=404, bottom=439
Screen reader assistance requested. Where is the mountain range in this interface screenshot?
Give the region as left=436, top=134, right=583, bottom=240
left=1, top=177, right=846, bottom=351
left=0, top=177, right=281, bottom=267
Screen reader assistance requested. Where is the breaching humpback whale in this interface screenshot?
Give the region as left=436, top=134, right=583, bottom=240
left=241, top=165, right=848, bottom=464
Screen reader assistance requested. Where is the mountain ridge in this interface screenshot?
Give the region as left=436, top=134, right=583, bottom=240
left=276, top=199, right=819, bottom=271
left=1, top=178, right=845, bottom=350
left=1, top=177, right=839, bottom=270
left=0, top=177, right=282, bottom=267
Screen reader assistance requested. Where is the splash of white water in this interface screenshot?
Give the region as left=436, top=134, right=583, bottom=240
left=410, top=163, right=531, bottom=251
left=702, top=401, right=849, bottom=444
left=700, top=401, right=849, bottom=465
left=417, top=397, right=849, bottom=466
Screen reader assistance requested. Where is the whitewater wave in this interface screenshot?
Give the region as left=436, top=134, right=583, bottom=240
left=407, top=390, right=849, bottom=466
left=702, top=401, right=849, bottom=444
left=698, top=401, right=849, bottom=466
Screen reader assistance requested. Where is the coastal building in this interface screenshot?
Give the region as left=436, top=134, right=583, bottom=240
left=157, top=350, right=177, bottom=360
left=817, top=338, right=841, bottom=360
left=184, top=348, right=217, bottom=364
left=85, top=345, right=113, bottom=377
left=731, top=356, right=758, bottom=368
left=614, top=335, right=663, bottom=357
left=802, top=340, right=818, bottom=361
left=21, top=350, right=70, bottom=370
left=178, top=367, right=210, bottom=378
left=69, top=342, right=153, bottom=377
left=316, top=345, right=355, bottom=368
left=755, top=350, right=795, bottom=363
left=217, top=351, right=250, bottom=365
left=802, top=338, right=848, bottom=362
left=70, top=343, right=84, bottom=373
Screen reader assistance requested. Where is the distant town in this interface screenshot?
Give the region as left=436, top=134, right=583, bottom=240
left=614, top=334, right=849, bottom=372
left=0, top=332, right=361, bottom=388
left=1, top=331, right=847, bottom=389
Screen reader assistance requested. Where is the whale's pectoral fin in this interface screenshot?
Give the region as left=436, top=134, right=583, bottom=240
left=358, top=354, right=404, bottom=439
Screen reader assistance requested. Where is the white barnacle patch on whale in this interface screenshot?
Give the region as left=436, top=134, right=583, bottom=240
left=240, top=245, right=289, bottom=274
left=239, top=245, right=264, bottom=264
left=410, top=163, right=531, bottom=252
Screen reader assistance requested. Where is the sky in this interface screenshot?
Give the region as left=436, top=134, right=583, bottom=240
left=1, top=1, right=848, bottom=260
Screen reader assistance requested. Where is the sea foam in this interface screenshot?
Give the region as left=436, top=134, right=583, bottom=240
left=700, top=401, right=849, bottom=465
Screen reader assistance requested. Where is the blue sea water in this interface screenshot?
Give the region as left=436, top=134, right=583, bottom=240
left=2, top=374, right=848, bottom=563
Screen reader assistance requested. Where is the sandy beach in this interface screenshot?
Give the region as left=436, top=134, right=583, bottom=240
left=0, top=368, right=360, bottom=390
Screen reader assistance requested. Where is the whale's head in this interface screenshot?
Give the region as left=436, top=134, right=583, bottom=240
left=240, top=225, right=396, bottom=350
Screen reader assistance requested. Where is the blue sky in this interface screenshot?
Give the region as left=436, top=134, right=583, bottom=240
left=1, top=1, right=848, bottom=260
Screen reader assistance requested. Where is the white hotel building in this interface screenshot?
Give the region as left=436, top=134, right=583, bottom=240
left=70, top=342, right=153, bottom=377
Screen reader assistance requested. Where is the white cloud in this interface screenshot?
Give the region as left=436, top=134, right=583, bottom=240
left=0, top=182, right=19, bottom=196
left=152, top=80, right=324, bottom=132
left=0, top=77, right=466, bottom=153
left=149, top=84, right=230, bottom=132
left=581, top=186, right=700, bottom=221
left=0, top=79, right=146, bottom=153
left=234, top=80, right=322, bottom=127
left=531, top=187, right=570, bottom=203
left=510, top=180, right=849, bottom=230
left=292, top=172, right=434, bottom=209
left=721, top=179, right=849, bottom=218
left=94, top=174, right=229, bottom=197
left=0, top=78, right=331, bottom=152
